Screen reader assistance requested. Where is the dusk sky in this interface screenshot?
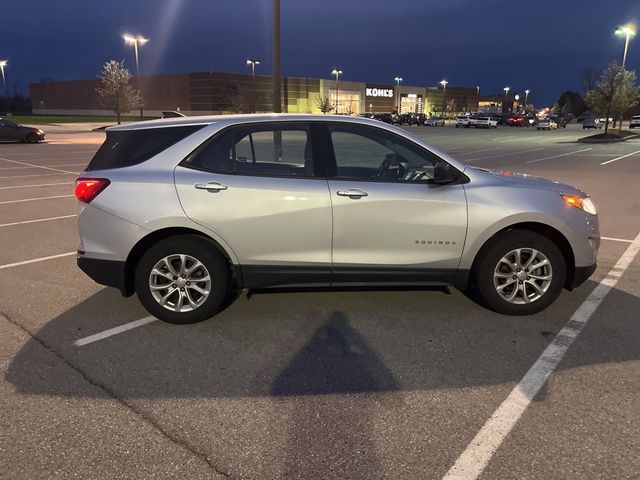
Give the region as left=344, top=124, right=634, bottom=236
left=3, top=0, right=640, bottom=105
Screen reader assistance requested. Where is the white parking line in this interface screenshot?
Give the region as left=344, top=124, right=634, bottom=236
left=524, top=147, right=592, bottom=164
left=466, top=147, right=544, bottom=162
left=0, top=163, right=87, bottom=171
left=601, top=236, right=633, bottom=243
left=0, top=156, right=79, bottom=174
left=0, top=172, right=77, bottom=180
left=0, top=251, right=76, bottom=270
left=0, top=194, right=75, bottom=205
left=0, top=182, right=73, bottom=190
left=455, top=147, right=501, bottom=156
left=600, top=148, right=640, bottom=165
left=442, top=230, right=640, bottom=480
left=0, top=214, right=78, bottom=228
left=74, top=316, right=158, bottom=346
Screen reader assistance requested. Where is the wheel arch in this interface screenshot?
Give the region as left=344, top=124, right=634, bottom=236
left=123, top=227, right=241, bottom=296
left=466, top=221, right=575, bottom=290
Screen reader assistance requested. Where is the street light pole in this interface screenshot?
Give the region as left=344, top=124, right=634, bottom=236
left=394, top=76, right=403, bottom=113
left=332, top=68, right=342, bottom=113
left=524, top=89, right=530, bottom=112
left=272, top=0, right=281, bottom=113
left=123, top=34, right=149, bottom=119
left=475, top=85, right=480, bottom=113
left=440, top=79, right=448, bottom=117
left=246, top=59, right=260, bottom=113
left=503, top=86, right=510, bottom=114
left=0, top=61, right=9, bottom=115
left=616, top=26, right=636, bottom=68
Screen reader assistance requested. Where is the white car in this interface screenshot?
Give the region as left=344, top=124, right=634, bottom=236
left=424, top=116, right=445, bottom=127
left=455, top=116, right=471, bottom=128
left=537, top=118, right=558, bottom=130
left=470, top=117, right=498, bottom=129
left=629, top=115, right=640, bottom=129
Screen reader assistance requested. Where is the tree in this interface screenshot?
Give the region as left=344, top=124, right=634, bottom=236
left=552, top=91, right=587, bottom=116
left=446, top=98, right=457, bottom=117
left=585, top=63, right=640, bottom=134
left=582, top=68, right=597, bottom=93
left=315, top=95, right=334, bottom=114
left=96, top=60, right=143, bottom=124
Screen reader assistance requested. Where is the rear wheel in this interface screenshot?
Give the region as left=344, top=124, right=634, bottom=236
left=134, top=235, right=229, bottom=324
left=473, top=230, right=566, bottom=315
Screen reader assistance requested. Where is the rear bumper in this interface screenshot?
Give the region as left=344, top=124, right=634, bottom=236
left=569, top=263, right=597, bottom=290
left=77, top=255, right=131, bottom=296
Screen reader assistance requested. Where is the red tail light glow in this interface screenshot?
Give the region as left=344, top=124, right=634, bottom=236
left=75, top=178, right=110, bottom=203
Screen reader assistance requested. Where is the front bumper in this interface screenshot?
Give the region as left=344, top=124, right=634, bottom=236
left=77, top=254, right=131, bottom=296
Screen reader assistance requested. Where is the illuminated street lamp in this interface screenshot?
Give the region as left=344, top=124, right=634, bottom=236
left=394, top=76, right=403, bottom=113
left=440, top=79, right=448, bottom=116
left=524, top=89, right=530, bottom=112
left=123, top=34, right=149, bottom=119
left=246, top=59, right=261, bottom=113
left=615, top=25, right=636, bottom=68
left=475, top=85, right=480, bottom=112
left=331, top=68, right=342, bottom=113
left=0, top=60, right=8, bottom=115
left=503, top=86, right=510, bottom=113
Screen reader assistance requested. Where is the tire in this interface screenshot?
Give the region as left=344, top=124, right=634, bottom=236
left=134, top=235, right=229, bottom=324
left=473, top=230, right=566, bottom=316
left=27, top=133, right=39, bottom=143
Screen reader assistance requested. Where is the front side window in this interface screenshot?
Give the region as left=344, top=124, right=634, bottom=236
left=185, top=123, right=314, bottom=178
left=329, top=124, right=440, bottom=182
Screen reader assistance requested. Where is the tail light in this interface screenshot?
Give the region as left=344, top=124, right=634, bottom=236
left=75, top=178, right=110, bottom=203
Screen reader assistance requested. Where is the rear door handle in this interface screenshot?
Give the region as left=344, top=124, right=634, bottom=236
left=337, top=188, right=368, bottom=198
left=194, top=182, right=228, bottom=191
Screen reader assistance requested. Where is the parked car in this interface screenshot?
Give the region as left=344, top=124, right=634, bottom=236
left=76, top=114, right=599, bottom=323
left=582, top=117, right=603, bottom=129
left=357, top=112, right=375, bottom=119
left=629, top=115, right=640, bottom=129
left=424, top=116, right=446, bottom=126
left=507, top=115, right=528, bottom=127
left=0, top=118, right=46, bottom=143
left=537, top=118, right=558, bottom=130
left=392, top=113, right=412, bottom=125
left=470, top=116, right=498, bottom=129
left=455, top=116, right=472, bottom=128
left=408, top=113, right=427, bottom=125
left=373, top=113, right=393, bottom=124
left=161, top=111, right=186, bottom=119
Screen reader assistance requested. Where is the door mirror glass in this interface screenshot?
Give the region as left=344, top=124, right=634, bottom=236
left=432, top=161, right=459, bottom=185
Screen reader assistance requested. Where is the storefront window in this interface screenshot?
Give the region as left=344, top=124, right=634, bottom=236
left=400, top=94, right=423, bottom=114
left=329, top=90, right=361, bottom=115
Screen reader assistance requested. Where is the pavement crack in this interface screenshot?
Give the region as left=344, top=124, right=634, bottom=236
left=0, top=311, right=233, bottom=479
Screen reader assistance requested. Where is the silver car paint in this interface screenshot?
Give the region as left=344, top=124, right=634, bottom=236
left=78, top=114, right=599, bottom=282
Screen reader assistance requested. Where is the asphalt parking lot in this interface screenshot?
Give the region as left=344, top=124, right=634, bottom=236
left=1, top=122, right=639, bottom=479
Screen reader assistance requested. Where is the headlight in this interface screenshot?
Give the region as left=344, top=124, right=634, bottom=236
left=561, top=194, right=597, bottom=215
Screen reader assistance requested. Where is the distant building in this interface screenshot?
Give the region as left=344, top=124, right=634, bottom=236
left=29, top=71, right=485, bottom=116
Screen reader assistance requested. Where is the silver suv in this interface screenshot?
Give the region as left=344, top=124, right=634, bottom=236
left=76, top=115, right=599, bottom=323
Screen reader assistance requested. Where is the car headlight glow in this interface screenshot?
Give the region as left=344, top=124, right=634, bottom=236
left=561, top=194, right=597, bottom=215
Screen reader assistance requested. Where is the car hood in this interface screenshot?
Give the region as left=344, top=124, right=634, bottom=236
left=470, top=167, right=587, bottom=196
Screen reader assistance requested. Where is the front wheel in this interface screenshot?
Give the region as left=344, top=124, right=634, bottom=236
left=473, top=230, right=566, bottom=315
left=134, top=235, right=229, bottom=324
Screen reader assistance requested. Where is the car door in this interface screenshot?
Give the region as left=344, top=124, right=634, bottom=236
left=0, top=120, right=14, bottom=140
left=325, top=122, right=468, bottom=284
left=174, top=121, right=333, bottom=288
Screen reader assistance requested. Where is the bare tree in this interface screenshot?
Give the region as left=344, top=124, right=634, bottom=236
left=315, top=95, right=334, bottom=114
left=96, top=60, right=143, bottom=124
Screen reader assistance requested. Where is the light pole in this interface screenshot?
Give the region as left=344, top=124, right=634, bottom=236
left=615, top=25, right=636, bottom=68
left=123, top=34, right=149, bottom=119
left=440, top=79, right=448, bottom=117
left=246, top=59, right=260, bottom=113
left=273, top=0, right=281, bottom=113
left=332, top=68, right=342, bottom=113
left=503, top=86, right=510, bottom=114
left=475, top=85, right=480, bottom=112
left=394, top=76, right=403, bottom=113
left=524, top=89, right=530, bottom=112
left=514, top=94, right=520, bottom=113
left=0, top=60, right=8, bottom=115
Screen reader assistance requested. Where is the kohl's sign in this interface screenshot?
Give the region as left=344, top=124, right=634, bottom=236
left=366, top=87, right=394, bottom=98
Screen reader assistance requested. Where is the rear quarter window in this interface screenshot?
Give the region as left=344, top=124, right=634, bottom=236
left=86, top=125, right=205, bottom=171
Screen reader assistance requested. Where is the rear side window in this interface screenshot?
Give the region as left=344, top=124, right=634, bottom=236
left=86, top=125, right=205, bottom=171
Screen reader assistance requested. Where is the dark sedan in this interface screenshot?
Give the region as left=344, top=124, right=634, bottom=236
left=0, top=118, right=46, bottom=142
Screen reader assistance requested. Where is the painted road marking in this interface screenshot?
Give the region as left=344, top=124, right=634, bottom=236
left=525, top=147, right=592, bottom=164
left=600, top=148, right=640, bottom=165
left=0, top=182, right=73, bottom=190
left=442, top=230, right=640, bottom=480
left=0, top=252, right=76, bottom=270
left=466, top=147, right=544, bottom=162
left=0, top=163, right=87, bottom=171
left=0, top=156, right=79, bottom=174
left=601, top=236, right=633, bottom=243
left=74, top=316, right=158, bottom=347
left=0, top=214, right=78, bottom=228
left=0, top=194, right=75, bottom=205
left=0, top=172, right=77, bottom=180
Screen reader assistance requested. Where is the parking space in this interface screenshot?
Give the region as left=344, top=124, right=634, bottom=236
left=1, top=124, right=639, bottom=479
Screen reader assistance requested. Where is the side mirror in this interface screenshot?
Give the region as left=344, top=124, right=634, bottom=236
left=432, top=161, right=459, bottom=185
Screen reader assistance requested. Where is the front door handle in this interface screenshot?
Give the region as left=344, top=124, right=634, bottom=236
left=337, top=188, right=368, bottom=198
left=194, top=182, right=228, bottom=192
